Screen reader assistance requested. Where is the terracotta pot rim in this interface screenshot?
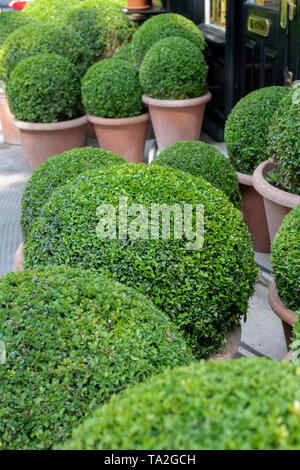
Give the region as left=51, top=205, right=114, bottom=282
left=268, top=281, right=295, bottom=326
left=142, top=91, right=212, bottom=108
left=88, top=112, right=150, bottom=127
left=283, top=351, right=293, bottom=362
left=253, top=160, right=300, bottom=208
left=13, top=114, right=88, bottom=131
left=15, top=241, right=24, bottom=272
left=236, top=170, right=253, bottom=186
left=210, top=325, right=241, bottom=361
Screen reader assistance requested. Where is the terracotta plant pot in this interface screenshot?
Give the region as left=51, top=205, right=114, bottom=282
left=14, top=115, right=88, bottom=170
left=253, top=160, right=300, bottom=243
left=87, top=121, right=96, bottom=139
left=210, top=325, right=241, bottom=361
left=127, top=0, right=151, bottom=10
left=236, top=171, right=270, bottom=253
left=142, top=92, right=212, bottom=152
left=15, top=242, right=24, bottom=271
left=88, top=113, right=149, bottom=163
left=0, top=88, right=21, bottom=145
left=283, top=351, right=293, bottom=362
left=268, top=281, right=296, bottom=349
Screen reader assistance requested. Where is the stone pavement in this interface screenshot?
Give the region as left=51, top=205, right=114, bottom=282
left=0, top=131, right=288, bottom=360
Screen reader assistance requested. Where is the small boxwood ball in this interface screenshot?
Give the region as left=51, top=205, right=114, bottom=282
left=267, top=86, right=300, bottom=195
left=0, top=11, right=33, bottom=48
left=25, top=164, right=257, bottom=358
left=153, top=140, right=241, bottom=208
left=7, top=53, right=82, bottom=123
left=82, top=59, right=144, bottom=118
left=132, top=12, right=206, bottom=66
left=23, top=0, right=80, bottom=24
left=21, top=147, right=126, bottom=240
left=0, top=266, right=193, bottom=450
left=66, top=0, right=137, bottom=60
left=271, top=204, right=300, bottom=311
left=224, top=86, right=290, bottom=175
left=139, top=36, right=207, bottom=100
left=63, top=358, right=300, bottom=450
left=0, top=22, right=93, bottom=83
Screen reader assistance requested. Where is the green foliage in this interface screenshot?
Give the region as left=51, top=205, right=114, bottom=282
left=139, top=36, right=207, bottom=100
left=224, top=86, right=290, bottom=175
left=24, top=164, right=257, bottom=358
left=113, top=42, right=135, bottom=66
left=23, top=0, right=80, bottom=24
left=0, top=22, right=93, bottom=83
left=7, top=54, right=82, bottom=123
left=63, top=358, right=300, bottom=450
left=291, top=309, right=300, bottom=362
left=132, top=13, right=206, bottom=66
left=0, top=11, right=32, bottom=49
left=0, top=266, right=192, bottom=450
left=21, top=147, right=126, bottom=240
left=267, top=86, right=300, bottom=195
left=271, top=204, right=300, bottom=311
left=66, top=0, right=137, bottom=60
left=82, top=59, right=144, bottom=118
left=153, top=140, right=241, bottom=208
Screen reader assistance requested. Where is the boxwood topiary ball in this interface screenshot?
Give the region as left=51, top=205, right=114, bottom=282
left=82, top=59, right=144, bottom=118
left=0, top=11, right=33, bottom=49
left=139, top=36, right=207, bottom=100
left=62, top=358, right=300, bottom=450
left=21, top=147, right=127, bottom=240
left=0, top=266, right=193, bottom=450
left=271, top=204, right=300, bottom=311
left=153, top=140, right=241, bottom=209
left=7, top=53, right=82, bottom=123
left=23, top=0, right=80, bottom=24
left=224, top=86, right=290, bottom=175
left=24, top=164, right=257, bottom=357
left=132, top=13, right=206, bottom=66
left=0, top=22, right=93, bottom=83
left=267, top=86, right=300, bottom=195
left=113, top=42, right=135, bottom=66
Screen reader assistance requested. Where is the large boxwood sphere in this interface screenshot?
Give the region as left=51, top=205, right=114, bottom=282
left=113, top=42, right=135, bottom=65
left=66, top=0, right=137, bottom=61
left=139, top=36, right=207, bottom=100
left=267, top=86, right=300, bottom=195
left=24, top=165, right=257, bottom=357
left=82, top=59, right=144, bottom=118
left=271, top=204, right=300, bottom=311
left=63, top=358, right=300, bottom=450
left=0, top=266, right=192, bottom=450
left=0, top=22, right=93, bottom=83
left=224, top=86, right=290, bottom=175
left=153, top=141, right=241, bottom=209
left=0, top=11, right=33, bottom=48
left=7, top=53, right=82, bottom=123
left=23, top=0, right=80, bottom=24
left=21, top=147, right=126, bottom=240
left=132, top=13, right=206, bottom=66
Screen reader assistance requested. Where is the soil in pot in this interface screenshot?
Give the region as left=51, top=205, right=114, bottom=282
left=253, top=160, right=300, bottom=242
left=0, top=89, right=21, bottom=145
left=268, top=281, right=296, bottom=349
left=236, top=171, right=270, bottom=253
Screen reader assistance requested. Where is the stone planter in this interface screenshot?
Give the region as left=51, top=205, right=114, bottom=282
left=14, top=115, right=88, bottom=171
left=0, top=88, right=21, bottom=145
left=268, top=281, right=295, bottom=349
left=88, top=113, right=149, bottom=163
left=236, top=170, right=270, bottom=253
left=142, top=92, right=212, bottom=152
left=210, top=325, right=241, bottom=361
left=253, top=160, right=300, bottom=243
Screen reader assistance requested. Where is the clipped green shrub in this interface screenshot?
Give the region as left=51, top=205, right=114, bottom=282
left=291, top=309, right=300, bottom=362
left=63, top=358, right=300, bottom=450
left=7, top=53, right=82, bottom=123
left=267, top=86, right=300, bottom=195
left=113, top=42, right=135, bottom=65
left=224, top=86, right=289, bottom=175
left=21, top=147, right=126, bottom=240
left=271, top=204, right=300, bottom=311
left=132, top=12, right=206, bottom=66
left=139, top=36, right=207, bottom=100
left=0, top=11, right=32, bottom=49
left=153, top=140, right=241, bottom=208
left=82, top=59, right=144, bottom=118
left=24, top=165, right=257, bottom=357
left=0, top=22, right=93, bottom=83
left=66, top=0, right=137, bottom=60
left=23, top=0, right=80, bottom=24
left=0, top=266, right=193, bottom=450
